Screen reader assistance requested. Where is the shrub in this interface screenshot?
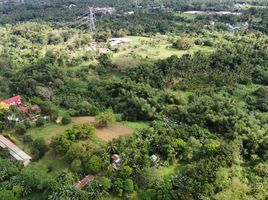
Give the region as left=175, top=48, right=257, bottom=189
left=23, top=135, right=33, bottom=143
left=173, top=37, right=194, bottom=50
left=62, top=115, right=72, bottom=125
left=254, top=87, right=268, bottom=98
left=256, top=98, right=268, bottom=112
left=31, top=138, right=49, bottom=160
left=96, top=110, right=116, bottom=128
left=24, top=121, right=31, bottom=129
left=15, top=123, right=26, bottom=135
left=36, top=117, right=45, bottom=127
left=86, top=155, right=102, bottom=174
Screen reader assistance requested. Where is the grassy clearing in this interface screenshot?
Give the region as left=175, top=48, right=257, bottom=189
left=37, top=150, right=68, bottom=175
left=158, top=164, right=179, bottom=178
left=113, top=36, right=214, bottom=62
left=121, top=121, right=150, bottom=131
left=58, top=107, right=70, bottom=117
left=175, top=12, right=197, bottom=20
left=26, top=123, right=73, bottom=143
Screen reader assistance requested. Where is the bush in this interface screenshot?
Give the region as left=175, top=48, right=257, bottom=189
left=256, top=98, right=268, bottom=112
left=62, top=115, right=72, bottom=125
left=254, top=87, right=268, bottom=98
left=86, top=155, right=102, bottom=174
left=24, top=121, right=31, bottom=129
left=36, top=117, right=45, bottom=127
left=96, top=110, right=116, bottom=128
left=23, top=135, right=33, bottom=143
left=31, top=138, right=49, bottom=160
left=15, top=123, right=26, bottom=135
left=173, top=37, right=194, bottom=50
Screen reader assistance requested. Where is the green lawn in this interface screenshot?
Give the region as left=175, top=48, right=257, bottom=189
left=26, top=123, right=72, bottom=143
left=121, top=121, right=150, bottom=131
left=113, top=36, right=214, bottom=61
left=158, top=164, right=179, bottom=178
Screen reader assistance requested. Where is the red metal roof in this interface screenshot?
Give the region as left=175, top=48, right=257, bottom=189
left=74, top=175, right=94, bottom=189
left=1, top=96, right=22, bottom=105
left=112, top=154, right=120, bottom=160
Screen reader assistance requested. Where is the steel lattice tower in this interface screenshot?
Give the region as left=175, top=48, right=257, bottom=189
left=89, top=7, right=96, bottom=31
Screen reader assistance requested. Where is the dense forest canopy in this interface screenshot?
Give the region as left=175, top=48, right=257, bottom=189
left=0, top=0, right=268, bottom=200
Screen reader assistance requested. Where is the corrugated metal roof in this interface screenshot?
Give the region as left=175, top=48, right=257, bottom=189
left=74, top=175, right=94, bottom=189
left=0, top=96, right=21, bottom=105
left=0, top=135, right=31, bottom=161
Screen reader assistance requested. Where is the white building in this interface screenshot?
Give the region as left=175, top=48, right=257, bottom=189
left=0, top=135, right=31, bottom=166
left=109, top=38, right=131, bottom=47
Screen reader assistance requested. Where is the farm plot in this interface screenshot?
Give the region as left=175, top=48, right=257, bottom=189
left=73, top=116, right=134, bottom=142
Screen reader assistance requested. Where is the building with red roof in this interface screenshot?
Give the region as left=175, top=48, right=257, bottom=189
left=0, top=96, right=22, bottom=106
left=111, top=154, right=121, bottom=170
left=74, top=175, right=94, bottom=189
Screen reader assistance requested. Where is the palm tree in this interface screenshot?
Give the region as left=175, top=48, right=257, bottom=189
left=106, top=141, right=118, bottom=154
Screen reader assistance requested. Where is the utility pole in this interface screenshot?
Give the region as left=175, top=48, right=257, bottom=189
left=89, top=7, right=96, bottom=31
left=134, top=0, right=139, bottom=14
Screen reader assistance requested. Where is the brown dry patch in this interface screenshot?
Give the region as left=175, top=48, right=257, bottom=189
left=73, top=116, right=96, bottom=124
left=73, top=116, right=133, bottom=142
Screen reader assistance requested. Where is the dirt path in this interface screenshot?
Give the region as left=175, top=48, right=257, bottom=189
left=73, top=116, right=133, bottom=142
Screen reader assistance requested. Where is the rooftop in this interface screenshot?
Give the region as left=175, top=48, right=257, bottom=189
left=0, top=96, right=22, bottom=105
left=74, top=175, right=94, bottom=189
left=0, top=135, right=31, bottom=166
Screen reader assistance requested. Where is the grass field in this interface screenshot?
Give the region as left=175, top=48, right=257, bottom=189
left=25, top=117, right=144, bottom=144
left=121, top=121, right=150, bottom=131
left=26, top=123, right=73, bottom=143
left=158, top=164, right=179, bottom=178
left=113, top=36, right=214, bottom=63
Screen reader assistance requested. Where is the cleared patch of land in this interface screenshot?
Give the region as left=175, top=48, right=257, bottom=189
left=26, top=123, right=73, bottom=144
left=158, top=164, right=180, bottom=178
left=73, top=116, right=134, bottom=142
left=113, top=36, right=214, bottom=63
left=25, top=116, right=136, bottom=144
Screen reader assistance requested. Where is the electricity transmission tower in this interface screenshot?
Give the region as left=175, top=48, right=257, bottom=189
left=134, top=0, right=139, bottom=13
left=89, top=7, right=96, bottom=31
left=74, top=6, right=96, bottom=31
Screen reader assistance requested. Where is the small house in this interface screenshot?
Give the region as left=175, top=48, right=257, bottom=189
left=0, top=96, right=22, bottom=107
left=111, top=154, right=121, bottom=170
left=108, top=38, right=131, bottom=47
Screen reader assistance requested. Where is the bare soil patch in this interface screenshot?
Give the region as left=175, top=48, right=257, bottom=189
left=73, top=116, right=133, bottom=142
